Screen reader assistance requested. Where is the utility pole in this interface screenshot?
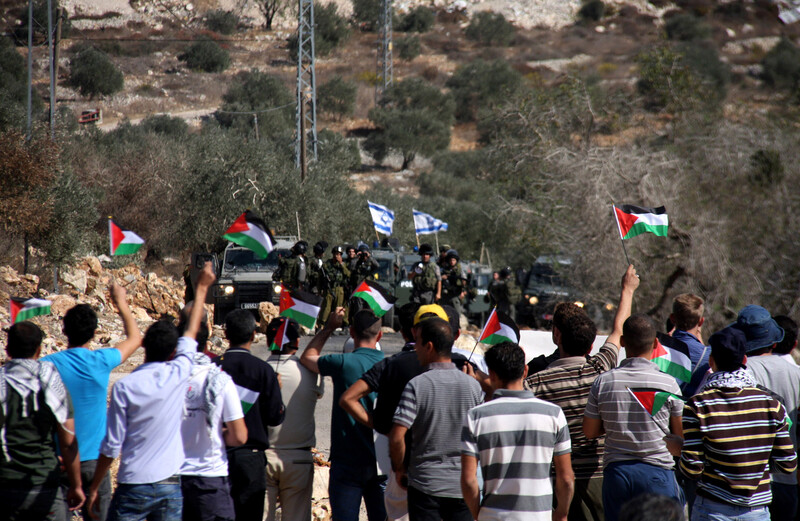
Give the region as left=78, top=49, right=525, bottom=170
left=375, top=0, right=393, bottom=105
left=48, top=0, right=55, bottom=139
left=26, top=0, right=33, bottom=142
left=295, top=0, right=317, bottom=174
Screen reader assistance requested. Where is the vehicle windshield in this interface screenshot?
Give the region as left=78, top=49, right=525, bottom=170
left=526, top=263, right=564, bottom=290
left=472, top=273, right=490, bottom=288
left=224, top=248, right=291, bottom=271
left=375, top=258, right=395, bottom=281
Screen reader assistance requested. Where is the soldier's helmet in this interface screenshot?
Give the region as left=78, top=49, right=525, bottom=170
left=293, top=241, right=308, bottom=255
left=332, top=246, right=344, bottom=255
left=499, top=266, right=512, bottom=278
left=445, top=249, right=459, bottom=261
left=419, top=243, right=434, bottom=256
left=358, top=244, right=370, bottom=254
left=313, top=241, right=328, bottom=255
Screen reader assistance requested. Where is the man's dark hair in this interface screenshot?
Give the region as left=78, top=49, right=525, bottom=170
left=559, top=312, right=597, bottom=357
left=351, top=310, right=383, bottom=342
left=553, top=302, right=587, bottom=334
left=225, top=309, right=257, bottom=346
left=177, top=302, right=209, bottom=349
left=484, top=342, right=525, bottom=383
left=622, top=314, right=657, bottom=356
left=143, top=320, right=179, bottom=362
left=398, top=302, right=420, bottom=342
left=440, top=304, right=460, bottom=336
left=7, top=321, right=43, bottom=359
left=774, top=315, right=798, bottom=355
left=416, top=317, right=453, bottom=357
left=619, top=493, right=684, bottom=521
left=63, top=304, right=98, bottom=346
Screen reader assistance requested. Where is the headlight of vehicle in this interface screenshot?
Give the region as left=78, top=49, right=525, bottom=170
left=574, top=301, right=585, bottom=308
left=529, top=296, right=539, bottom=305
left=223, top=285, right=235, bottom=296
left=273, top=285, right=283, bottom=294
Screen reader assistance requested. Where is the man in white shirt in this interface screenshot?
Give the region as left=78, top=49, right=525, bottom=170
left=178, top=301, right=248, bottom=521
left=85, top=263, right=215, bottom=521
left=265, top=317, right=324, bottom=521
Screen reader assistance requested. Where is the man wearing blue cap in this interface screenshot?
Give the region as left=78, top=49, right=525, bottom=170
left=680, top=326, right=797, bottom=521
left=735, top=305, right=800, bottom=521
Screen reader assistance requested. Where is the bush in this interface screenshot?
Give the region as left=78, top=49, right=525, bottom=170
left=215, top=70, right=295, bottom=140
left=749, top=149, right=784, bottom=186
left=318, top=129, right=361, bottom=170
left=465, top=12, right=515, bottom=47
left=578, top=0, right=605, bottom=21
left=665, top=13, right=711, bottom=41
left=68, top=47, right=124, bottom=97
left=288, top=2, right=350, bottom=59
left=205, top=10, right=239, bottom=35
left=352, top=0, right=381, bottom=30
left=762, top=38, right=800, bottom=91
left=446, top=59, right=523, bottom=122
left=0, top=37, right=38, bottom=131
left=397, top=7, right=435, bottom=33
left=318, top=76, right=356, bottom=119
left=179, top=39, right=230, bottom=72
left=13, top=0, right=71, bottom=44
left=636, top=45, right=707, bottom=113
left=677, top=41, right=729, bottom=98
left=140, top=114, right=189, bottom=137
left=396, top=35, right=421, bottom=61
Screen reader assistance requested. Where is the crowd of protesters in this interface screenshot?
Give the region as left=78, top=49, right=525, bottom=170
left=2, top=259, right=800, bottom=521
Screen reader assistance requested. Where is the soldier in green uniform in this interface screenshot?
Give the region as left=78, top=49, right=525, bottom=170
left=308, top=241, right=328, bottom=295
left=409, top=243, right=441, bottom=305
left=275, top=240, right=308, bottom=291
left=487, top=266, right=520, bottom=321
left=319, top=246, right=351, bottom=325
left=350, top=244, right=379, bottom=289
left=439, top=249, right=467, bottom=320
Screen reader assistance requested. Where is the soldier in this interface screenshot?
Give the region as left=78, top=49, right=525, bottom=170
left=319, top=246, right=351, bottom=326
left=487, top=266, right=521, bottom=321
left=437, top=244, right=451, bottom=269
left=308, top=241, right=328, bottom=295
left=350, top=244, right=380, bottom=290
left=439, top=249, right=467, bottom=320
left=345, top=245, right=358, bottom=272
left=276, top=241, right=308, bottom=291
left=409, top=243, right=441, bottom=305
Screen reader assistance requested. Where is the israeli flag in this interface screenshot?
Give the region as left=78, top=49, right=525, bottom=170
left=368, top=201, right=395, bottom=235
left=413, top=209, right=448, bottom=235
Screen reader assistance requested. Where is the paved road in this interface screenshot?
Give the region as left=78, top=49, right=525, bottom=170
left=252, top=330, right=407, bottom=459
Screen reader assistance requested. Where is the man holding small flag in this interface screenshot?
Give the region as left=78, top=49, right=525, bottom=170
left=584, top=312, right=684, bottom=521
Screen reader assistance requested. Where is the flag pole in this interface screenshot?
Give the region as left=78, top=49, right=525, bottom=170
left=415, top=233, right=420, bottom=249
left=468, top=306, right=496, bottom=364
left=612, top=204, right=631, bottom=266
left=295, top=211, right=301, bottom=240
left=108, top=216, right=113, bottom=257
left=375, top=229, right=381, bottom=246
left=434, top=232, right=439, bottom=253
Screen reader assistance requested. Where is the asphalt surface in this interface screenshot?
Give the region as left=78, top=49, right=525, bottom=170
left=251, top=330, right=408, bottom=459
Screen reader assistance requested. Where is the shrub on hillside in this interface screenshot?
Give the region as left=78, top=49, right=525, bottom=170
left=140, top=114, right=189, bottom=137
left=749, top=149, right=784, bottom=186
left=215, top=70, right=295, bottom=139
left=578, top=0, right=605, bottom=21
left=205, top=10, right=239, bottom=35
left=13, top=0, right=71, bottom=44
left=318, top=76, right=356, bottom=119
left=677, top=41, right=729, bottom=99
left=352, top=0, right=381, bottom=30
left=762, top=38, right=800, bottom=91
left=636, top=45, right=708, bottom=113
left=665, top=13, right=711, bottom=41
left=0, top=36, right=40, bottom=131
left=465, top=12, right=515, bottom=46
left=68, top=47, right=124, bottom=97
left=179, top=39, right=230, bottom=72
left=288, top=2, right=350, bottom=59
left=397, top=7, right=435, bottom=33
left=396, top=35, right=421, bottom=61
left=318, top=129, right=361, bottom=171
left=446, top=59, right=523, bottom=122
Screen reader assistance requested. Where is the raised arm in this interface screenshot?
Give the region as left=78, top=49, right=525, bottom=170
left=109, top=283, right=142, bottom=363
left=183, top=261, right=216, bottom=340
left=300, top=307, right=344, bottom=374
left=606, top=264, right=640, bottom=349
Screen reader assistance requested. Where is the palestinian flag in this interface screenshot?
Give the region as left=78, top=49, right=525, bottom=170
left=279, top=288, right=322, bottom=330
left=222, top=211, right=274, bottom=259
left=352, top=280, right=396, bottom=318
left=234, top=383, right=260, bottom=414
left=269, top=317, right=291, bottom=352
left=479, top=309, right=520, bottom=346
left=628, top=387, right=684, bottom=416
left=109, top=219, right=144, bottom=256
left=650, top=332, right=692, bottom=384
left=613, top=204, right=669, bottom=240
left=10, top=297, right=52, bottom=324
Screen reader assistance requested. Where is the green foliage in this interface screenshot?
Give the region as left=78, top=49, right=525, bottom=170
left=0, top=37, right=39, bottom=131
left=665, top=13, right=711, bottom=41
left=289, top=2, right=351, bottom=59
left=352, top=0, right=381, bottom=30
left=365, top=78, right=455, bottom=169
left=140, top=114, right=189, bottom=137
left=397, top=7, right=435, bottom=33
left=762, top=38, right=800, bottom=91
left=68, top=47, right=124, bottom=98
left=465, top=12, right=515, bottom=47
left=749, top=149, right=784, bottom=186
left=396, top=36, right=421, bottom=61
left=70, top=39, right=158, bottom=58
left=446, top=59, right=523, bottom=122
left=179, top=39, right=230, bottom=73
left=636, top=45, right=709, bottom=113
left=677, top=41, right=729, bottom=99
left=214, top=70, right=295, bottom=140
left=205, top=9, right=239, bottom=35
left=13, top=0, right=71, bottom=44
left=578, top=0, right=605, bottom=21
left=318, top=76, right=356, bottom=119
left=318, top=128, right=361, bottom=171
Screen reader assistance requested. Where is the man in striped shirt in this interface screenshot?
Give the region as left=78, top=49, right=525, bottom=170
left=525, top=264, right=639, bottom=521
left=462, top=342, right=574, bottom=521
left=680, top=326, right=797, bottom=521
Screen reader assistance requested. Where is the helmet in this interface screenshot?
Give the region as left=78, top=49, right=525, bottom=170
left=332, top=246, right=344, bottom=255
left=445, top=249, right=459, bottom=261
left=358, top=244, right=370, bottom=254
left=313, top=241, right=328, bottom=255
left=499, top=266, right=512, bottom=278
left=419, top=243, right=434, bottom=256
left=292, top=241, right=308, bottom=255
